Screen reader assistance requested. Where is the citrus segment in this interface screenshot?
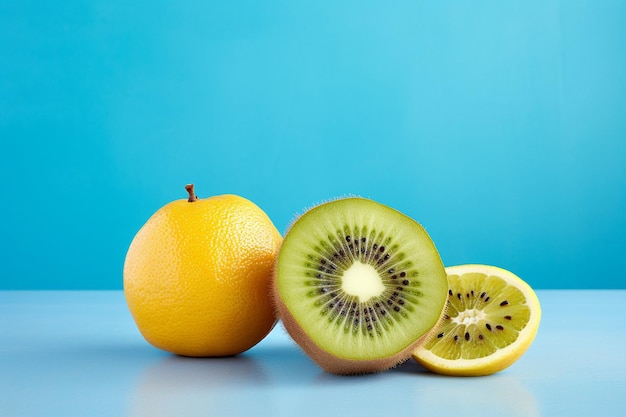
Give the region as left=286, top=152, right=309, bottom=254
left=412, top=264, right=541, bottom=376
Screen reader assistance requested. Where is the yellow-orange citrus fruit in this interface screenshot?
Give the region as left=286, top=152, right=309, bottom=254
left=123, top=185, right=282, bottom=357
left=412, top=264, right=541, bottom=376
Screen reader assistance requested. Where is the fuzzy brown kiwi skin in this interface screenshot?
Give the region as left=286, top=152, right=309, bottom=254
left=271, top=274, right=448, bottom=375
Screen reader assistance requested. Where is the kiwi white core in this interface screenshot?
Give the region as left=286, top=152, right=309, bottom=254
left=340, top=261, right=385, bottom=302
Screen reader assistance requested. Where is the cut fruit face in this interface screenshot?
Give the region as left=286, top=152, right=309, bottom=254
left=274, top=198, right=448, bottom=372
left=412, top=264, right=541, bottom=376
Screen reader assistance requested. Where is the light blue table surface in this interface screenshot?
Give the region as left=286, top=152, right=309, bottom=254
left=1, top=290, right=624, bottom=417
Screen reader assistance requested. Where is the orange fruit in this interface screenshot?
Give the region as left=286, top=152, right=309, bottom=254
left=123, top=184, right=282, bottom=357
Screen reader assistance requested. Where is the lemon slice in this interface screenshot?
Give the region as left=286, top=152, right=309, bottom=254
left=412, top=264, right=541, bottom=376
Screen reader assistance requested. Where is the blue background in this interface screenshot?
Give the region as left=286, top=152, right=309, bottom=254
left=1, top=1, right=625, bottom=290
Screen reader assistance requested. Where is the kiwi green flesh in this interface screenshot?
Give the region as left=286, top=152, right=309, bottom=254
left=423, top=272, right=532, bottom=360
left=275, top=198, right=448, bottom=366
left=275, top=297, right=442, bottom=374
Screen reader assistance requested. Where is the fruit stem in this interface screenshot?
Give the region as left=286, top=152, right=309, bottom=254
left=185, top=184, right=198, bottom=202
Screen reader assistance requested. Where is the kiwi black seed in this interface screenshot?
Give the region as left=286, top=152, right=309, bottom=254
left=303, top=234, right=419, bottom=333
left=273, top=197, right=448, bottom=375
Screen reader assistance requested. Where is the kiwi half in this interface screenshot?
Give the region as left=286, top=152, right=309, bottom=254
left=273, top=197, right=448, bottom=375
